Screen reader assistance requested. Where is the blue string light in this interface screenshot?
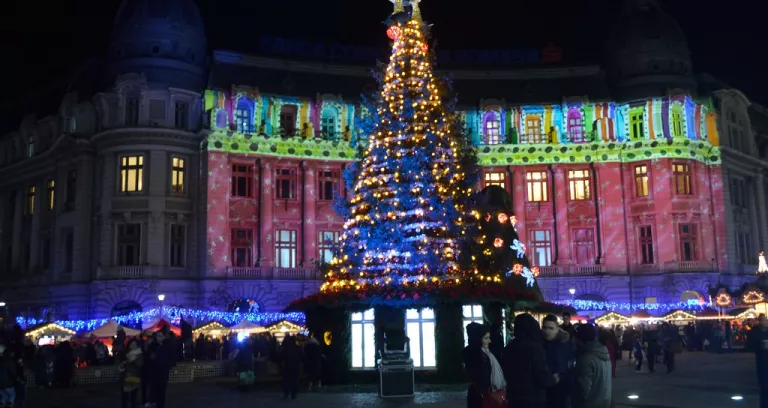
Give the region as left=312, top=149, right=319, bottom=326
left=15, top=306, right=305, bottom=333
left=556, top=299, right=712, bottom=313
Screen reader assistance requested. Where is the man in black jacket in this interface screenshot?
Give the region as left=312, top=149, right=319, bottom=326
left=148, top=332, right=172, bottom=408
left=750, top=314, right=768, bottom=408
left=503, top=313, right=559, bottom=408
left=542, top=315, right=574, bottom=408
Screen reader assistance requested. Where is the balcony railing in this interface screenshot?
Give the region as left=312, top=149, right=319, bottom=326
left=537, top=264, right=606, bottom=277
left=226, top=267, right=319, bottom=280
left=663, top=260, right=717, bottom=273
left=97, top=266, right=190, bottom=279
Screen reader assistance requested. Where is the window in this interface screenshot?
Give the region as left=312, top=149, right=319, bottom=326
left=171, top=157, right=185, bottom=194
left=629, top=108, right=644, bottom=140
left=125, top=97, right=139, bottom=126
left=120, top=155, right=144, bottom=193
left=730, top=178, right=747, bottom=208
left=235, top=99, right=254, bottom=133
left=318, top=231, right=339, bottom=263
left=63, top=230, right=74, bottom=274
left=526, top=171, right=548, bottom=202
left=406, top=308, right=436, bottom=368
left=230, top=164, right=253, bottom=198
left=573, top=228, right=595, bottom=265
left=318, top=170, right=339, bottom=201
left=483, top=172, right=506, bottom=189
left=275, top=229, right=297, bottom=268
left=462, top=305, right=483, bottom=346
left=670, top=104, right=683, bottom=138
left=276, top=168, right=297, bottom=200
left=678, top=224, right=698, bottom=261
left=567, top=109, right=584, bottom=143
left=638, top=225, right=654, bottom=264
left=529, top=230, right=552, bottom=267
left=116, top=223, right=141, bottom=265
left=524, top=115, right=544, bottom=144
left=483, top=111, right=501, bottom=145
left=231, top=229, right=252, bottom=267
left=280, top=105, right=298, bottom=136
left=46, top=179, right=55, bottom=210
left=737, top=230, right=753, bottom=264
left=27, top=137, right=36, bottom=158
left=148, top=99, right=165, bottom=122
left=568, top=170, right=591, bottom=200
left=634, top=165, right=649, bottom=197
left=727, top=111, right=748, bottom=152
left=351, top=309, right=376, bottom=369
left=174, top=101, right=189, bottom=129
left=672, top=163, right=692, bottom=195
left=26, top=185, right=35, bottom=215
left=321, top=107, right=338, bottom=139
left=170, top=224, right=185, bottom=267
left=65, top=170, right=77, bottom=205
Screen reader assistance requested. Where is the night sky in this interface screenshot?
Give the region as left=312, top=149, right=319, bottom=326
left=1, top=0, right=766, bottom=129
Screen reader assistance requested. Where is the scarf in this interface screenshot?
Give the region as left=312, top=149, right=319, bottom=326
left=482, top=348, right=506, bottom=391
left=126, top=348, right=142, bottom=363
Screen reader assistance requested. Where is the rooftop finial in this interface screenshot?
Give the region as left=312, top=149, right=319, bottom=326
left=411, top=0, right=422, bottom=22
left=391, top=0, right=404, bottom=13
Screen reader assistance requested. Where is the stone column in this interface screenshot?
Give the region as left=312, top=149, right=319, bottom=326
left=755, top=172, right=768, bottom=251
left=552, top=166, right=572, bottom=264
left=301, top=162, right=317, bottom=266
left=260, top=160, right=274, bottom=266
left=512, top=170, right=527, bottom=245
left=28, top=181, right=43, bottom=270
left=10, top=189, right=23, bottom=270
left=73, top=156, right=94, bottom=281
left=99, top=155, right=116, bottom=267
left=718, top=164, right=738, bottom=274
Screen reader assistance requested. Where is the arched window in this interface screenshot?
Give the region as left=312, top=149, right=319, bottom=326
left=320, top=106, right=339, bottom=140
left=680, top=290, right=702, bottom=305
left=567, top=109, right=584, bottom=143
left=482, top=111, right=502, bottom=145
left=234, top=99, right=254, bottom=133
left=111, top=300, right=143, bottom=330
left=215, top=109, right=228, bottom=129
left=670, top=103, right=684, bottom=138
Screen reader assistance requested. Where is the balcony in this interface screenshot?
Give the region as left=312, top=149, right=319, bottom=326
left=537, top=264, right=606, bottom=277
left=663, top=260, right=717, bottom=273
left=97, top=266, right=190, bottom=280
left=226, top=267, right=319, bottom=280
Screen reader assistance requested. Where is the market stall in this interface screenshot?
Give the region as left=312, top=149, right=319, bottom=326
left=265, top=320, right=304, bottom=342
left=192, top=321, right=230, bottom=338
left=25, top=322, right=75, bottom=345
left=85, top=320, right=141, bottom=338
left=595, top=312, right=631, bottom=327
left=143, top=318, right=181, bottom=336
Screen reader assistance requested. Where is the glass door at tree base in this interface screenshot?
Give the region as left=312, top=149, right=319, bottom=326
left=351, top=309, right=376, bottom=369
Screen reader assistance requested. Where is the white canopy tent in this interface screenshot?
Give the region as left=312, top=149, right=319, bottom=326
left=231, top=319, right=265, bottom=333
left=85, top=320, right=141, bottom=338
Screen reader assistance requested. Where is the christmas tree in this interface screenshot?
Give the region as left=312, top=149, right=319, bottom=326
left=321, top=0, right=480, bottom=295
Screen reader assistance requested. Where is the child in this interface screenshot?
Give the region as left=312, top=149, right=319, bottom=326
left=632, top=336, right=644, bottom=373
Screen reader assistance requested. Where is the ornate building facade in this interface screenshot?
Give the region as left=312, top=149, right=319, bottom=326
left=0, top=0, right=766, bottom=322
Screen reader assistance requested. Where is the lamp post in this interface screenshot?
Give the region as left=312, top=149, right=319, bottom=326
left=569, top=288, right=576, bottom=305
left=158, top=294, right=165, bottom=318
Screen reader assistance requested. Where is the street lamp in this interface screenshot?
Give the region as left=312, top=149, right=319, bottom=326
left=157, top=294, right=165, bottom=302
left=0, top=302, right=6, bottom=307
left=568, top=288, right=576, bottom=296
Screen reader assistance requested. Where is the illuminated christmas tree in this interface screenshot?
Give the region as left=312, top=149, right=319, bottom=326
left=321, top=0, right=480, bottom=295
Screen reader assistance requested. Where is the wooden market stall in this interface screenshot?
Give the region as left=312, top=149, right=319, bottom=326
left=143, top=318, right=181, bottom=336
left=230, top=319, right=265, bottom=334
left=265, top=320, right=305, bottom=342
left=595, top=312, right=631, bottom=326
left=85, top=320, right=141, bottom=338
left=25, top=323, right=75, bottom=345
left=192, top=321, right=230, bottom=338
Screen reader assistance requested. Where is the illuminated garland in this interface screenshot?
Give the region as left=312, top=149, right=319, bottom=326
left=15, top=306, right=305, bottom=333
left=556, top=299, right=712, bottom=312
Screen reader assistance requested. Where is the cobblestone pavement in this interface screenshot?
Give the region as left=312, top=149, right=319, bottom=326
left=27, top=351, right=759, bottom=408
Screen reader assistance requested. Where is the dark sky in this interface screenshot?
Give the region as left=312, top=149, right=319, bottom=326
left=1, top=0, right=766, bottom=127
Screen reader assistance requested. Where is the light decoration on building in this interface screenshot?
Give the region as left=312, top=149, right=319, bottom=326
left=715, top=291, right=732, bottom=307
left=758, top=251, right=768, bottom=274
left=556, top=299, right=711, bottom=312
left=497, top=213, right=509, bottom=224
left=15, top=307, right=305, bottom=333
left=742, top=290, right=765, bottom=304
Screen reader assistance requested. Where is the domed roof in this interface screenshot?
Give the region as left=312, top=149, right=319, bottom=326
left=604, top=0, right=695, bottom=100
left=107, top=0, right=208, bottom=90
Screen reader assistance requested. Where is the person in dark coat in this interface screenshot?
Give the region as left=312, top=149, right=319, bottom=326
left=303, top=335, right=323, bottom=391
left=749, top=314, right=768, bottom=408
left=147, top=333, right=172, bottom=408
left=464, top=322, right=505, bottom=408
left=0, top=345, right=16, bottom=408
left=503, top=313, right=559, bottom=408
left=541, top=315, right=574, bottom=408
left=572, top=324, right=611, bottom=408
left=281, top=335, right=302, bottom=400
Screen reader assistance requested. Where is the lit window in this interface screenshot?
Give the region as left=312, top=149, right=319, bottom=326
left=231, top=229, right=252, bottom=267
left=670, top=105, right=683, bottom=138
left=235, top=99, right=254, bottom=133
left=672, top=163, right=692, bottom=195
left=529, top=230, right=552, bottom=267
left=406, top=309, right=436, bottom=368
left=526, top=171, right=548, bottom=202
left=679, top=224, right=698, bottom=261
left=170, top=224, right=186, bottom=267
left=120, top=155, right=144, bottom=193
left=231, top=164, right=253, bottom=198
left=524, top=115, right=544, bottom=144
left=321, top=108, right=338, bottom=139
left=634, top=165, right=649, bottom=197
left=567, top=110, right=584, bottom=143
left=483, top=111, right=501, bottom=145
left=26, top=185, right=35, bottom=215
left=573, top=228, right=595, bottom=265
left=117, top=224, right=141, bottom=265
left=275, top=230, right=297, bottom=268
left=630, top=108, right=644, bottom=140
left=351, top=309, right=376, bottom=369
left=484, top=172, right=505, bottom=189
left=568, top=170, right=590, bottom=200
left=318, top=231, right=339, bottom=263
left=462, top=304, right=483, bottom=346
left=171, top=157, right=185, bottom=194
left=276, top=168, right=297, bottom=200
left=174, top=101, right=189, bottom=129
left=638, top=225, right=654, bottom=264
left=46, top=179, right=55, bottom=210
left=318, top=170, right=339, bottom=201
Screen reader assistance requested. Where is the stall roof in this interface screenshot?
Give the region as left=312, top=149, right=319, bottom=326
left=25, top=322, right=75, bottom=338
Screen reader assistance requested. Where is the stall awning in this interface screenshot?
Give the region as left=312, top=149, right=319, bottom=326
left=85, top=320, right=141, bottom=338
left=25, top=323, right=75, bottom=338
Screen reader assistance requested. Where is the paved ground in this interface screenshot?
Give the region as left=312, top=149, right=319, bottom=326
left=26, top=351, right=759, bottom=408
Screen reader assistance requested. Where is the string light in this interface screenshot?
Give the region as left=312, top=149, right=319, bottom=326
left=24, top=322, right=75, bottom=338
left=556, top=299, right=712, bottom=312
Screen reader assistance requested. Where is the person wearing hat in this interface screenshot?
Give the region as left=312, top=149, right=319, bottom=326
left=464, top=322, right=506, bottom=408
left=0, top=345, right=16, bottom=408
left=572, top=323, right=611, bottom=408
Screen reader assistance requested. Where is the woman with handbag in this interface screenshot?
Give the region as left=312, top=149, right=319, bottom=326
left=464, top=322, right=506, bottom=408
left=503, top=313, right=559, bottom=408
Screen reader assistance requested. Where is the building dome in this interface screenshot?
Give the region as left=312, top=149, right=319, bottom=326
left=107, top=0, right=208, bottom=90
left=604, top=0, right=696, bottom=100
